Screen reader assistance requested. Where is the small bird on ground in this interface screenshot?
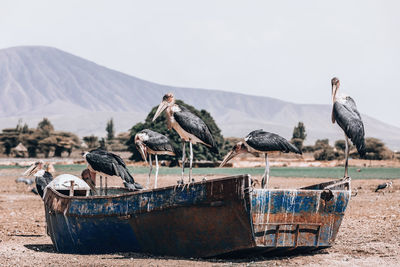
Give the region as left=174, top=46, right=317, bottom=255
left=375, top=182, right=393, bottom=194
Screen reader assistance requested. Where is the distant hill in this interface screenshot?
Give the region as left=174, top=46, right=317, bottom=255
left=1, top=46, right=399, bottom=150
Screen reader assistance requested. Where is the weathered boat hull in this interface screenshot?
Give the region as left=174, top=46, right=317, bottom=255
left=43, top=175, right=350, bottom=257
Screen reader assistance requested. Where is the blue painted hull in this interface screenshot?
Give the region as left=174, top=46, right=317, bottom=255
left=43, top=175, right=350, bottom=257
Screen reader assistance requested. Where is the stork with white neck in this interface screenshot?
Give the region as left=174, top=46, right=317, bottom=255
left=331, top=77, right=366, bottom=178
left=152, top=93, right=218, bottom=183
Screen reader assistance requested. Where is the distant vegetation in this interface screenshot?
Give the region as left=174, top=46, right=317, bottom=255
left=291, top=122, right=307, bottom=151
left=0, top=118, right=80, bottom=157
left=0, top=116, right=395, bottom=162
left=126, top=99, right=234, bottom=164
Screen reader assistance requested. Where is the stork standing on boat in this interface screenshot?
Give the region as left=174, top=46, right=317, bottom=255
left=220, top=130, right=301, bottom=188
left=152, top=93, right=218, bottom=183
left=23, top=160, right=55, bottom=198
left=81, top=168, right=97, bottom=194
left=135, top=129, right=176, bottom=189
left=83, top=149, right=143, bottom=194
left=331, top=77, right=366, bottom=178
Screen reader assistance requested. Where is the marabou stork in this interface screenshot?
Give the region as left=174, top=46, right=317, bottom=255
left=331, top=77, right=366, bottom=178
left=220, top=130, right=301, bottom=188
left=135, top=129, right=176, bottom=189
left=81, top=168, right=97, bottom=194
left=23, top=160, right=55, bottom=198
left=375, top=181, right=392, bottom=193
left=83, top=149, right=143, bottom=194
left=152, top=93, right=218, bottom=183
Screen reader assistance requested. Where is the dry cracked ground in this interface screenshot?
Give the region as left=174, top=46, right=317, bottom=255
left=0, top=168, right=399, bottom=266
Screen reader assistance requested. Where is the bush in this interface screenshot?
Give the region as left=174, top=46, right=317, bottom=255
left=314, top=148, right=339, bottom=161
left=127, top=100, right=229, bottom=163
left=364, top=138, right=392, bottom=160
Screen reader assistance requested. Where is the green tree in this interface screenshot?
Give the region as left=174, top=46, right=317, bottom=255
left=314, top=139, right=329, bottom=150
left=313, top=139, right=340, bottom=161
left=292, top=122, right=307, bottom=140
left=83, top=135, right=99, bottom=149
left=334, top=140, right=346, bottom=152
left=37, top=118, right=54, bottom=137
left=291, top=122, right=307, bottom=151
left=106, top=118, right=115, bottom=141
left=364, top=137, right=391, bottom=160
left=127, top=100, right=227, bottom=163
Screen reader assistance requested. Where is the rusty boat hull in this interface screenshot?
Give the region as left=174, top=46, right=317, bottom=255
left=43, top=175, right=350, bottom=257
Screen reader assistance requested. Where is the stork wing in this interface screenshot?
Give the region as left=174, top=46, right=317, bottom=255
left=43, top=171, right=53, bottom=184
left=85, top=151, right=115, bottom=176
left=174, top=107, right=218, bottom=153
left=245, top=130, right=301, bottom=154
left=333, top=98, right=366, bottom=157
left=143, top=130, right=175, bottom=154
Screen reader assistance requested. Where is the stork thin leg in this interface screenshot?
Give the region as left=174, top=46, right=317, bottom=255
left=147, top=154, right=152, bottom=189
left=181, top=142, right=186, bottom=183
left=100, top=175, right=103, bottom=196
left=105, top=176, right=108, bottom=196
left=154, top=155, right=159, bottom=189
left=344, top=136, right=349, bottom=178
left=189, top=142, right=193, bottom=183
left=261, top=153, right=270, bottom=189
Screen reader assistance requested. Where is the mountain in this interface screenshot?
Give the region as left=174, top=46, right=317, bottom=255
left=1, top=46, right=399, bottom=150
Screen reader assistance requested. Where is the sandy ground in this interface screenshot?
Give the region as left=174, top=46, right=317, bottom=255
left=0, top=168, right=399, bottom=267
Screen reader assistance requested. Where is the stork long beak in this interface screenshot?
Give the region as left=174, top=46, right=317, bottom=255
left=23, top=164, right=38, bottom=176
left=136, top=143, right=148, bottom=163
left=331, top=84, right=337, bottom=102
left=219, top=150, right=239, bottom=167
left=152, top=101, right=168, bottom=121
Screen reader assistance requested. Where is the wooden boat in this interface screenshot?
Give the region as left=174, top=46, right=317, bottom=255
left=43, top=175, right=350, bottom=257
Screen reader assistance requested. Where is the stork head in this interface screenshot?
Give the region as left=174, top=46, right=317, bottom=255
left=134, top=132, right=148, bottom=162
left=23, top=160, right=45, bottom=176
left=152, top=93, right=175, bottom=121
left=331, top=77, right=340, bottom=101
left=81, top=168, right=97, bottom=192
left=219, top=142, right=249, bottom=167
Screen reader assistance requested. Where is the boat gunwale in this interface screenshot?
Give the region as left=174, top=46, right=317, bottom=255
left=44, top=174, right=350, bottom=202
left=44, top=174, right=252, bottom=200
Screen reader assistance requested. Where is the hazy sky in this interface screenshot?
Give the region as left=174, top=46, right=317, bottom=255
left=1, top=0, right=400, bottom=127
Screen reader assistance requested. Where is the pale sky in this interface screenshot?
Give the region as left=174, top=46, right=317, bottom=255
left=1, top=0, right=400, bottom=127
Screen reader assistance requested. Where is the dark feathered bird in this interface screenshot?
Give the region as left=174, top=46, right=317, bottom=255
left=81, top=168, right=97, bottom=194
left=23, top=161, right=54, bottom=198
left=220, top=129, right=302, bottom=188
left=331, top=77, right=366, bottom=178
left=84, top=149, right=143, bottom=193
left=135, top=129, right=176, bottom=188
left=375, top=182, right=392, bottom=193
left=152, top=93, right=218, bottom=183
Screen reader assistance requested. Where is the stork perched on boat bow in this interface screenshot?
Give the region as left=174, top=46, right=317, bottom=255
left=83, top=149, right=143, bottom=194
left=23, top=160, right=55, bottom=198
left=152, top=93, right=218, bottom=183
left=220, top=130, right=301, bottom=188
left=135, top=129, right=176, bottom=189
left=331, top=77, right=366, bottom=178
